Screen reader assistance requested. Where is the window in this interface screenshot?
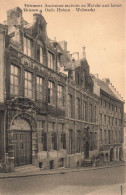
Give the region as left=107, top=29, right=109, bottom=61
left=100, top=129, right=102, bottom=144
left=115, top=118, right=117, bottom=126
left=36, top=76, right=43, bottom=101
left=48, top=52, right=54, bottom=69
left=100, top=114, right=102, bottom=124
left=108, top=116, right=110, bottom=125
left=83, top=71, right=86, bottom=88
left=90, top=132, right=93, bottom=150
left=48, top=122, right=57, bottom=150
left=48, top=81, right=55, bottom=105
left=68, top=94, right=72, bottom=118
left=10, top=65, right=19, bottom=95
left=37, top=121, right=47, bottom=151
left=76, top=72, right=80, bottom=85
left=76, top=98, right=81, bottom=119
left=94, top=106, right=97, bottom=122
left=52, top=132, right=57, bottom=150
left=57, top=85, right=64, bottom=107
left=119, top=119, right=121, bottom=126
left=69, top=130, right=73, bottom=154
left=24, top=71, right=33, bottom=98
left=89, top=104, right=93, bottom=122
left=60, top=124, right=66, bottom=150
left=100, top=99, right=102, bottom=105
left=108, top=102, right=110, bottom=109
left=37, top=46, right=43, bottom=64
left=94, top=132, right=97, bottom=149
left=104, top=130, right=107, bottom=144
left=76, top=130, right=81, bottom=153
left=108, top=130, right=110, bottom=144
left=115, top=106, right=117, bottom=112
left=24, top=37, right=32, bottom=57
left=104, top=100, right=106, bottom=107
left=104, top=115, right=106, bottom=125
left=111, top=130, right=113, bottom=143
left=115, top=130, right=117, bottom=143
left=83, top=101, right=86, bottom=121
left=112, top=117, right=114, bottom=126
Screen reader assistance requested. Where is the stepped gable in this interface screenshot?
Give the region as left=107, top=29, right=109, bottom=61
left=95, top=77, right=121, bottom=101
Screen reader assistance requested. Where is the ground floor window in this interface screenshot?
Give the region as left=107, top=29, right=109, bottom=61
left=59, top=158, right=64, bottom=167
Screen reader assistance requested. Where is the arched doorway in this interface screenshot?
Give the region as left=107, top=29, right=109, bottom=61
left=110, top=148, right=113, bottom=162
left=10, top=118, right=32, bottom=166
left=85, top=142, right=89, bottom=159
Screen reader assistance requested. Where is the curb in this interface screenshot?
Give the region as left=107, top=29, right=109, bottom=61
left=0, top=163, right=125, bottom=179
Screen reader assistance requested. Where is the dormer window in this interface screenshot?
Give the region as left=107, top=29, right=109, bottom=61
left=48, top=52, right=54, bottom=70
left=24, top=36, right=32, bottom=57
left=37, top=46, right=43, bottom=64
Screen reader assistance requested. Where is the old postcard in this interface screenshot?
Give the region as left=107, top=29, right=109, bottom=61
left=0, top=0, right=125, bottom=194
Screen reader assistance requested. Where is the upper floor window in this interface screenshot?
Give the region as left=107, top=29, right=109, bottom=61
left=76, top=98, right=81, bottom=120
left=94, top=106, right=97, bottom=122
left=37, top=46, right=43, bottom=64
left=10, top=65, right=19, bottom=95
left=104, top=115, right=106, bottom=125
left=108, top=116, right=110, bottom=125
left=48, top=52, right=54, bottom=70
left=104, top=100, right=106, bottom=107
left=100, top=129, right=102, bottom=144
left=48, top=81, right=55, bottom=105
left=115, top=106, right=117, bottom=112
left=83, top=101, right=86, bottom=121
left=68, top=94, right=73, bottom=118
left=100, top=113, right=102, bottom=124
left=89, top=104, right=93, bottom=122
left=115, top=118, right=117, bottom=126
left=24, top=71, right=33, bottom=98
left=36, top=76, right=43, bottom=101
left=76, top=130, right=81, bottom=153
left=76, top=72, right=80, bottom=85
left=24, top=37, right=32, bottom=57
left=57, top=85, right=64, bottom=107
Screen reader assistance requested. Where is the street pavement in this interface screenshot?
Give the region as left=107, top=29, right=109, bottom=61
left=0, top=162, right=125, bottom=195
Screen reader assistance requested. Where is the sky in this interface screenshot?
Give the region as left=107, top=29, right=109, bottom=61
left=0, top=0, right=125, bottom=105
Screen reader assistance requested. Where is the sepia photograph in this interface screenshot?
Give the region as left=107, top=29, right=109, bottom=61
left=0, top=0, right=125, bottom=194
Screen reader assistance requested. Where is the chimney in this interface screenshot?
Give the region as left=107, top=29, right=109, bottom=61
left=59, top=41, right=67, bottom=52
left=7, top=7, right=23, bottom=31
left=102, top=78, right=110, bottom=85
left=94, top=74, right=98, bottom=79
left=82, top=46, right=86, bottom=59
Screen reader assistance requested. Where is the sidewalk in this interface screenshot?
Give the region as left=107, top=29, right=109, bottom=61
left=0, top=161, right=125, bottom=179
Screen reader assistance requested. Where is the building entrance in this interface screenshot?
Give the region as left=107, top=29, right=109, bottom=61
left=11, top=118, right=32, bottom=166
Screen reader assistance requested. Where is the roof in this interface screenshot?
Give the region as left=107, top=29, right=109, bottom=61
left=95, top=77, right=121, bottom=101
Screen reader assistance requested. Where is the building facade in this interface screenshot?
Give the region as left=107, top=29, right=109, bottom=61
left=0, top=7, right=124, bottom=170
left=93, top=76, right=124, bottom=163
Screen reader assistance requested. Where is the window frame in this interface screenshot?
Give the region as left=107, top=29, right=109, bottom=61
left=24, top=36, right=32, bottom=57
left=10, top=64, right=19, bottom=95
left=24, top=71, right=33, bottom=99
